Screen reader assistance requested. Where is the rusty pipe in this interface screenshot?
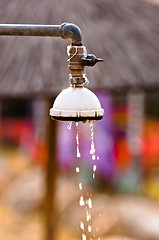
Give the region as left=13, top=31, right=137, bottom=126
left=0, top=22, right=82, bottom=45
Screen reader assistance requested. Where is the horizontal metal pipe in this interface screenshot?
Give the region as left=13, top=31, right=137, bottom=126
left=0, top=22, right=82, bottom=45
left=0, top=24, right=61, bottom=37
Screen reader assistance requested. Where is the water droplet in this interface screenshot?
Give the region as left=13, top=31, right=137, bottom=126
left=90, top=142, right=95, bottom=154
left=82, top=233, right=86, bottom=240
left=97, top=156, right=99, bottom=160
left=92, top=154, right=96, bottom=160
left=86, top=213, right=91, bottom=221
left=79, top=196, right=85, bottom=206
left=76, top=167, right=80, bottom=173
left=79, top=183, right=82, bottom=190
left=88, top=225, right=91, bottom=232
left=67, top=121, right=72, bottom=130
left=93, top=165, right=96, bottom=172
left=80, top=222, right=84, bottom=230
left=77, top=150, right=81, bottom=158
left=93, top=173, right=96, bottom=179
left=87, top=198, right=92, bottom=209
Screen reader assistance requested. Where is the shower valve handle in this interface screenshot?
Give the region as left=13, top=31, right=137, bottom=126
left=81, top=54, right=103, bottom=67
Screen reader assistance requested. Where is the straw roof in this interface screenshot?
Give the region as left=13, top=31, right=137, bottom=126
left=0, top=0, right=158, bottom=97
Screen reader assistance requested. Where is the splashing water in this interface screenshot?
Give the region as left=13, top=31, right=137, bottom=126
left=67, top=121, right=72, bottom=130
left=76, top=122, right=81, bottom=158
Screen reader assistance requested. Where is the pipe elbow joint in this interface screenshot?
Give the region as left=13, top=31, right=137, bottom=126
left=60, top=23, right=82, bottom=45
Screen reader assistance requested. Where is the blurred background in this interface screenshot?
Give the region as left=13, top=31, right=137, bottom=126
left=0, top=0, right=159, bottom=240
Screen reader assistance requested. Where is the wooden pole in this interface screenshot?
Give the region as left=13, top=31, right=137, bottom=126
left=45, top=98, right=58, bottom=240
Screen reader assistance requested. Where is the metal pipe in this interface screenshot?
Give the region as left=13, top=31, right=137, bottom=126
left=0, top=22, right=82, bottom=45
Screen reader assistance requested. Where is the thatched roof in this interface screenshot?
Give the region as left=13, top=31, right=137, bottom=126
left=0, top=0, right=159, bottom=97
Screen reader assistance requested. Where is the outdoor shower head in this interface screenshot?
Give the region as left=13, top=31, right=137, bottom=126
left=50, top=44, right=104, bottom=122
left=50, top=86, right=104, bottom=122
left=49, top=25, right=104, bottom=122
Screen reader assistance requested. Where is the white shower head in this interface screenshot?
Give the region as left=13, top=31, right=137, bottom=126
left=50, top=86, right=104, bottom=122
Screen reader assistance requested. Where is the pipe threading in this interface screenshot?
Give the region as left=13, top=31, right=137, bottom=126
left=67, top=45, right=87, bottom=85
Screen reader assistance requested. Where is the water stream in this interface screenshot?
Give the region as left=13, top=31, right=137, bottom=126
left=76, top=122, right=81, bottom=158
left=67, top=121, right=100, bottom=240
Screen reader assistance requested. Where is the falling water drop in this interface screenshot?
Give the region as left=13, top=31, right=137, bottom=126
left=82, top=233, right=86, bottom=240
left=80, top=222, right=84, bottom=230
left=92, top=154, right=96, bottom=160
left=79, top=182, right=83, bottom=190
left=79, top=196, right=85, bottom=206
left=93, top=173, right=96, bottom=179
left=77, top=149, right=81, bottom=158
left=87, top=198, right=92, bottom=209
left=97, top=156, right=99, bottom=160
left=86, top=212, right=91, bottom=221
left=90, top=142, right=95, bottom=155
left=76, top=167, right=80, bottom=173
left=76, top=122, right=81, bottom=158
left=88, top=225, right=91, bottom=232
left=93, top=165, right=97, bottom=172
left=67, top=121, right=72, bottom=130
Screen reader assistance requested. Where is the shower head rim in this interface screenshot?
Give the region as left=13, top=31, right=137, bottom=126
left=50, top=108, right=104, bottom=118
